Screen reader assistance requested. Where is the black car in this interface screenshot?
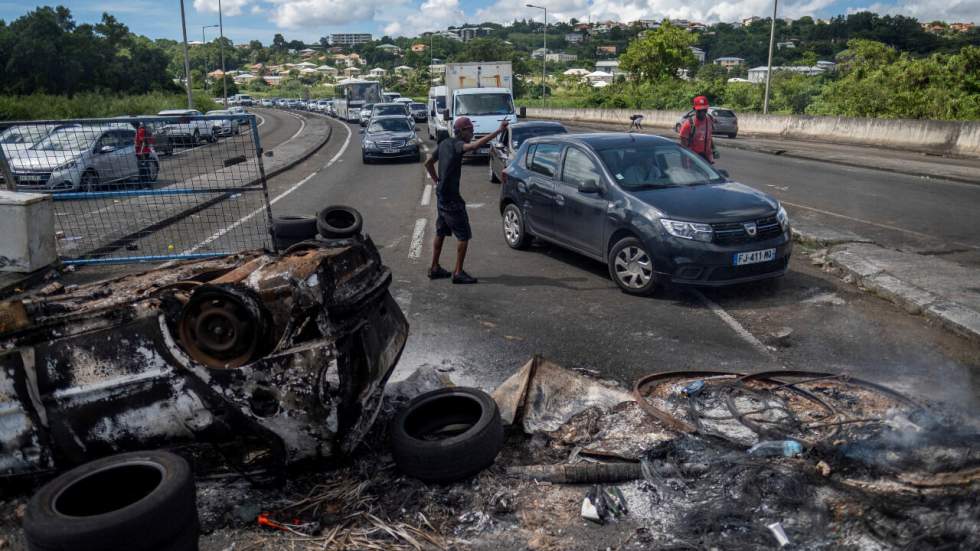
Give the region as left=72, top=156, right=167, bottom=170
left=489, top=121, right=567, bottom=184
left=499, top=133, right=791, bottom=294
left=361, top=115, right=422, bottom=163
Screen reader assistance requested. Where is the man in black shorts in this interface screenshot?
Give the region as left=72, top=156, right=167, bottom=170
left=424, top=116, right=509, bottom=284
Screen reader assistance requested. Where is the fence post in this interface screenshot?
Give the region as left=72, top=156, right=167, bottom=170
left=249, top=114, right=279, bottom=253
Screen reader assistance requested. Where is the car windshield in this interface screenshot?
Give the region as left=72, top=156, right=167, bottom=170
left=32, top=129, right=96, bottom=152
left=206, top=110, right=229, bottom=116
left=411, top=103, right=426, bottom=110
left=374, top=105, right=406, bottom=116
left=369, top=119, right=413, bottom=133
left=0, top=125, right=57, bottom=145
left=435, top=96, right=446, bottom=110
left=512, top=126, right=566, bottom=149
left=455, top=93, right=513, bottom=116
left=347, top=83, right=382, bottom=102
left=598, top=144, right=723, bottom=189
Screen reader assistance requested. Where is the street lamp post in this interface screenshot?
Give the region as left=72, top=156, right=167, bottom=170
left=179, top=0, right=193, bottom=108
left=526, top=4, right=547, bottom=99
left=218, top=0, right=228, bottom=106
left=202, top=24, right=219, bottom=92
left=763, top=0, right=778, bottom=114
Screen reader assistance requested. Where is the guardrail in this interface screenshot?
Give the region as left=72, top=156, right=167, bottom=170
left=0, top=114, right=277, bottom=265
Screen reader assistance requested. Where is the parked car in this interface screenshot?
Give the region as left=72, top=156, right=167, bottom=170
left=499, top=133, right=790, bottom=294
left=489, top=121, right=567, bottom=184
left=205, top=109, right=243, bottom=137
left=409, top=102, right=427, bottom=122
left=157, top=109, right=216, bottom=144
left=260, top=99, right=274, bottom=107
left=142, top=120, right=174, bottom=156
left=10, top=125, right=160, bottom=192
left=674, top=107, right=739, bottom=139
left=0, top=124, right=78, bottom=160
left=361, top=115, right=422, bottom=163
left=359, top=103, right=375, bottom=126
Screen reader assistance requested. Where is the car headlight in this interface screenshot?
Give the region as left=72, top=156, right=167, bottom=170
left=660, top=219, right=713, bottom=242
left=55, top=159, right=78, bottom=171
left=776, top=204, right=789, bottom=231
left=363, top=140, right=376, bottom=148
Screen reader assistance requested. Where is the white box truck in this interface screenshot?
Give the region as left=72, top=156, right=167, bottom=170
left=442, top=62, right=518, bottom=155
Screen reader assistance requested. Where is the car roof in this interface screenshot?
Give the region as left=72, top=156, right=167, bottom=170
left=510, top=121, right=566, bottom=130
left=158, top=109, right=197, bottom=115
left=370, top=115, right=412, bottom=121
left=526, top=132, right=675, bottom=150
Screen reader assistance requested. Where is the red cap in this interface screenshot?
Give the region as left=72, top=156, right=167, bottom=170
left=453, top=116, right=473, bottom=131
left=693, top=96, right=709, bottom=110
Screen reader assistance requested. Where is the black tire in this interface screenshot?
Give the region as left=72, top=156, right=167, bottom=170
left=362, top=153, right=370, bottom=164
left=502, top=203, right=530, bottom=250
left=139, top=161, right=159, bottom=185
left=272, top=215, right=318, bottom=239
left=80, top=170, right=99, bottom=192
left=390, top=388, right=504, bottom=484
left=608, top=237, right=660, bottom=296
left=489, top=162, right=500, bottom=183
left=24, top=451, right=198, bottom=551
left=674, top=123, right=681, bottom=133
left=728, top=132, right=737, bottom=139
left=192, top=130, right=200, bottom=145
left=316, top=205, right=363, bottom=239
left=208, top=129, right=217, bottom=143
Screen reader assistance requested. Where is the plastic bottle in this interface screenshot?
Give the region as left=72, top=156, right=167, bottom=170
left=747, top=440, right=803, bottom=457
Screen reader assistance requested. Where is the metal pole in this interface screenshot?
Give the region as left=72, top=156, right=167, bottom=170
left=219, top=0, right=228, bottom=106
left=763, top=0, right=778, bottom=115
left=543, top=8, right=547, bottom=99
left=179, top=0, right=193, bottom=109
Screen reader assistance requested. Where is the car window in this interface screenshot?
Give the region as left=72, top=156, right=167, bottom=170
left=713, top=109, right=735, bottom=118
left=512, top=126, right=567, bottom=150
left=598, top=144, right=722, bottom=188
left=528, top=143, right=561, bottom=177
left=562, top=148, right=602, bottom=188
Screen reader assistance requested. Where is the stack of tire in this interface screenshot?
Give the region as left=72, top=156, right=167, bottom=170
left=23, top=451, right=199, bottom=551
left=271, top=205, right=363, bottom=251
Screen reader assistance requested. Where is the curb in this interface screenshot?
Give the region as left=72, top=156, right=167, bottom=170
left=260, top=109, right=333, bottom=181
left=792, top=228, right=980, bottom=344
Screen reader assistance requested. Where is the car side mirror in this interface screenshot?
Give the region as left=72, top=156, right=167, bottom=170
left=359, top=128, right=364, bottom=134
left=99, top=145, right=115, bottom=154
left=430, top=109, right=436, bottom=117
left=578, top=178, right=600, bottom=194
left=717, top=169, right=730, bottom=179
left=442, top=110, right=451, bottom=122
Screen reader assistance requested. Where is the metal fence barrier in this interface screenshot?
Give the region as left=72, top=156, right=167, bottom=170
left=0, top=114, right=276, bottom=265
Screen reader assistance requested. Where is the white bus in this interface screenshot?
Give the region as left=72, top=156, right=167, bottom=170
left=334, top=79, right=383, bottom=122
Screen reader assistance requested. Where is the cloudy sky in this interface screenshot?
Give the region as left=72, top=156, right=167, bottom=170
left=2, top=1, right=976, bottom=44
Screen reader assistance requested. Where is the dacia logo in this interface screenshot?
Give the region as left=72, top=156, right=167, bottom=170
left=743, top=222, right=757, bottom=236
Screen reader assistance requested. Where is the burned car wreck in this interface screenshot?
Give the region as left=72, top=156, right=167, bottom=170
left=0, top=236, right=408, bottom=478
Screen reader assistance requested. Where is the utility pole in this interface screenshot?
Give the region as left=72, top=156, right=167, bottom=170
left=219, top=0, right=228, bottom=106
left=763, top=0, right=778, bottom=114
left=527, top=4, right=547, bottom=98
left=202, top=25, right=218, bottom=92
left=179, top=0, right=193, bottom=109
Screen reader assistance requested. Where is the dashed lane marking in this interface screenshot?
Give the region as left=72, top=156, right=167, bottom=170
left=165, top=119, right=353, bottom=263
left=408, top=218, right=427, bottom=260
left=691, top=289, right=774, bottom=360
left=421, top=184, right=432, bottom=206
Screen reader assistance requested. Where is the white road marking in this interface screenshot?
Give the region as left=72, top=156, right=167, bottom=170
left=408, top=218, right=427, bottom=259
left=420, top=184, right=432, bottom=206
left=691, top=289, right=774, bottom=360
left=164, top=119, right=353, bottom=263
left=172, top=143, right=207, bottom=156
left=782, top=200, right=980, bottom=251
left=255, top=114, right=265, bottom=127
left=284, top=111, right=307, bottom=142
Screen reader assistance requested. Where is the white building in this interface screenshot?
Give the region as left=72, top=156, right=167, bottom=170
left=330, top=33, right=372, bottom=46
left=563, top=68, right=590, bottom=77
left=714, top=57, right=745, bottom=71
left=690, top=47, right=706, bottom=63
left=585, top=70, right=613, bottom=84
left=531, top=48, right=550, bottom=59
left=595, top=60, right=621, bottom=74
left=394, top=65, right=413, bottom=75
left=316, top=65, right=339, bottom=76
left=369, top=67, right=387, bottom=77
left=747, top=65, right=826, bottom=83
left=377, top=44, right=402, bottom=55
left=545, top=52, right=578, bottom=63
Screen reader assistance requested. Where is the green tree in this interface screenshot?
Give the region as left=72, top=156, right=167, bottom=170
left=619, top=21, right=697, bottom=82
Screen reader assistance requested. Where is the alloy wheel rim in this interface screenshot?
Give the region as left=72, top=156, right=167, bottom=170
left=614, top=246, right=652, bottom=288
left=503, top=210, right=520, bottom=244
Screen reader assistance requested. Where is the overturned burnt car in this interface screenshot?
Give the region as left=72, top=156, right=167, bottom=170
left=0, top=235, right=408, bottom=478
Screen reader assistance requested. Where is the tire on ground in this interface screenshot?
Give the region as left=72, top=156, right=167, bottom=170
left=23, top=450, right=198, bottom=551
left=316, top=205, right=363, bottom=239
left=272, top=215, right=318, bottom=239
left=390, top=387, right=504, bottom=483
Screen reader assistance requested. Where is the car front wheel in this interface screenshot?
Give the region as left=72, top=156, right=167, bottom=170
left=502, top=203, right=530, bottom=250
left=80, top=169, right=99, bottom=192
left=608, top=237, right=659, bottom=296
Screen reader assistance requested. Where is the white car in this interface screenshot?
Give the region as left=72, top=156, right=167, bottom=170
left=260, top=99, right=274, bottom=107
left=205, top=110, right=242, bottom=137
left=10, top=125, right=159, bottom=192
left=157, top=109, right=216, bottom=144
left=0, top=124, right=78, bottom=161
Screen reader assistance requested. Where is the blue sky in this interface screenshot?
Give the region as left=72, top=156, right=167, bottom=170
left=1, top=1, right=975, bottom=44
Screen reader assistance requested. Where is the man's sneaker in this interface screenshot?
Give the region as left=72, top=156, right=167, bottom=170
left=428, top=266, right=452, bottom=280
left=452, top=271, right=478, bottom=284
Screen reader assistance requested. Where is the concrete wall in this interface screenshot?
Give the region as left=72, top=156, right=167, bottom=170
left=0, top=191, right=56, bottom=273
left=525, top=107, right=980, bottom=158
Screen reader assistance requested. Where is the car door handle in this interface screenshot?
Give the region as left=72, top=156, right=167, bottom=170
left=554, top=195, right=565, bottom=206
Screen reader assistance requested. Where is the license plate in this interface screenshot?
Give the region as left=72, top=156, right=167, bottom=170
left=383, top=148, right=398, bottom=154
left=478, top=147, right=489, bottom=155
left=18, top=175, right=42, bottom=182
left=734, top=248, right=776, bottom=266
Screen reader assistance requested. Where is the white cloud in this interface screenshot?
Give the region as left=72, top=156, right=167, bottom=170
left=384, top=22, right=403, bottom=36
left=193, top=0, right=253, bottom=17
left=250, top=5, right=264, bottom=15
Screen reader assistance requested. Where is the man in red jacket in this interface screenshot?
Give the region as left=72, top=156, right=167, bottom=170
left=679, top=95, right=715, bottom=164
left=135, top=122, right=154, bottom=181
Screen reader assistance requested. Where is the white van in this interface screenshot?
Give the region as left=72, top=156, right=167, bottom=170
left=426, top=86, right=448, bottom=141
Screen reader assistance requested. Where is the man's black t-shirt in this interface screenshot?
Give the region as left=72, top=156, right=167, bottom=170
left=433, top=137, right=466, bottom=208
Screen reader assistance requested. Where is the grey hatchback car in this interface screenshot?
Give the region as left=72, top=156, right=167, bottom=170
left=675, top=107, right=739, bottom=138
left=498, top=133, right=791, bottom=295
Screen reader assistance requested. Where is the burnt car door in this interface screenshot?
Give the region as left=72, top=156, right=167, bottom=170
left=553, top=146, right=607, bottom=257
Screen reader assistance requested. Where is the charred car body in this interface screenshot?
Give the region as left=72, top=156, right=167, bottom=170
left=0, top=236, right=409, bottom=478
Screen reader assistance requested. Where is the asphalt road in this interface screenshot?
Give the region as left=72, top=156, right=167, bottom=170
left=250, top=114, right=979, bottom=414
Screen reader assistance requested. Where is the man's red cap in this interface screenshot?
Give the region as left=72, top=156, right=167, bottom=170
left=693, top=96, right=709, bottom=110
left=453, top=116, right=473, bottom=131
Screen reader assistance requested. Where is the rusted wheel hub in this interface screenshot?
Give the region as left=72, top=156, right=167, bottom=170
left=178, top=286, right=263, bottom=368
